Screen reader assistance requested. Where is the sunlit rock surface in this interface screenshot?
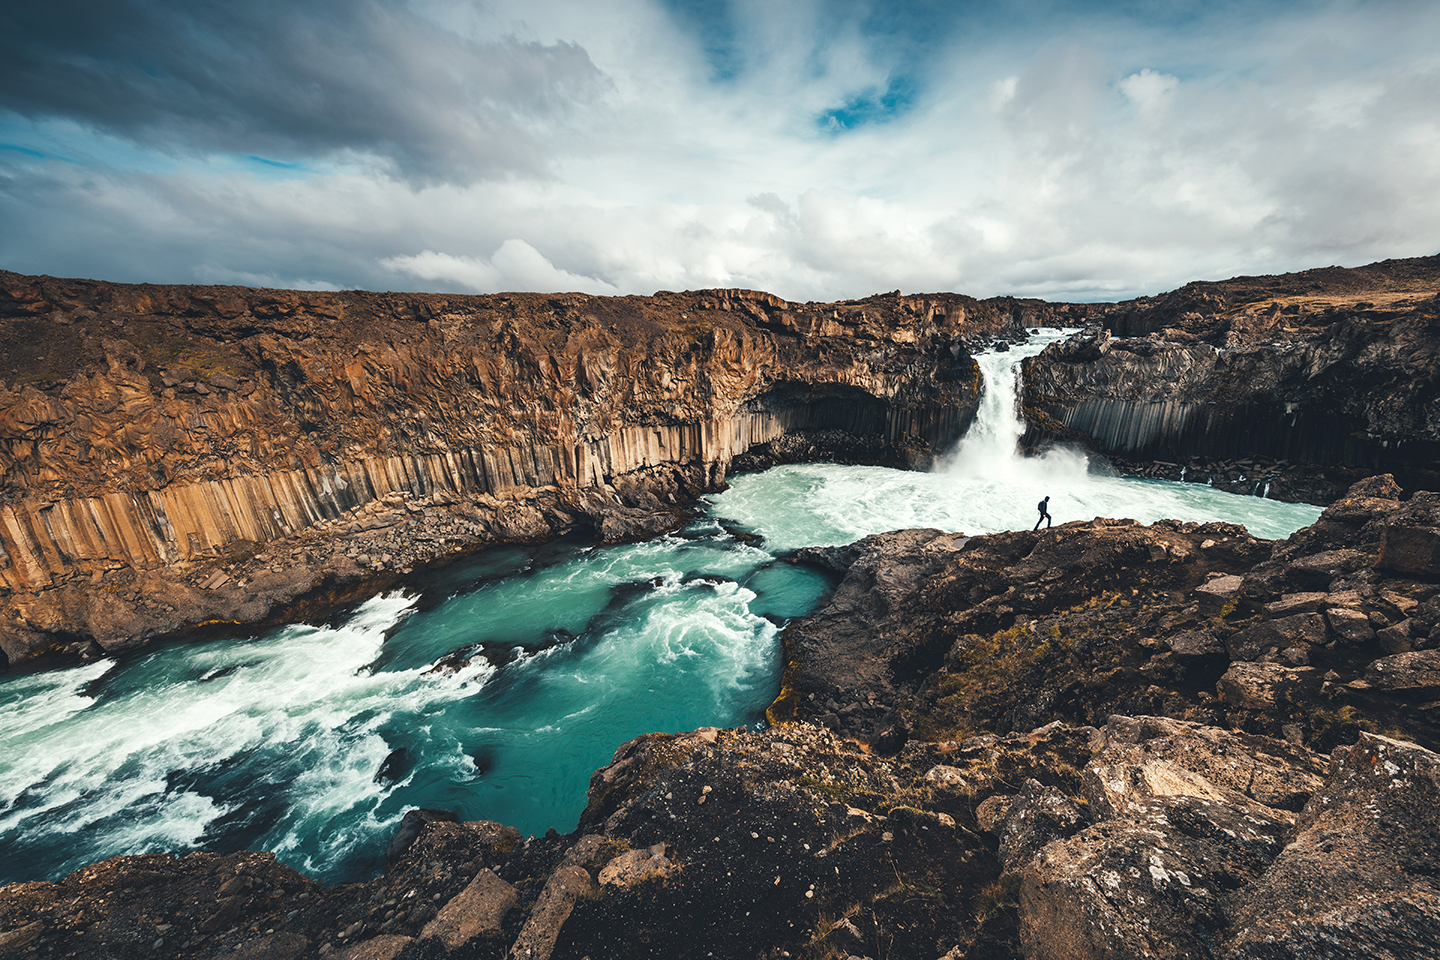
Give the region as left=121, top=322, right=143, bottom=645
left=1, top=272, right=1085, bottom=665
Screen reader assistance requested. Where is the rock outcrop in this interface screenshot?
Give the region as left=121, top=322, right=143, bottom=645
left=4, top=256, right=1438, bottom=667
left=0, top=272, right=1089, bottom=667
left=1022, top=255, right=1440, bottom=502
left=7, top=477, right=1440, bottom=958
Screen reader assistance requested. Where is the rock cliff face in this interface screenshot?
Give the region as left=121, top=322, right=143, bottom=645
left=5, top=476, right=1440, bottom=959
left=0, top=271, right=1090, bottom=667
left=5, top=256, right=1437, bottom=666
left=1022, top=256, right=1440, bottom=501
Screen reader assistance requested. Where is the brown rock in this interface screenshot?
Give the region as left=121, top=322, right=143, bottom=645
left=1194, top=574, right=1245, bottom=614
left=0, top=922, right=43, bottom=952
left=1283, top=549, right=1372, bottom=590
left=334, top=936, right=412, bottom=960
left=1261, top=592, right=1332, bottom=617
left=597, top=844, right=677, bottom=888
left=1218, top=662, right=1321, bottom=710
left=1364, top=650, right=1440, bottom=691
left=1227, top=613, right=1327, bottom=661
left=995, top=779, right=1084, bottom=870
left=1377, top=492, right=1440, bottom=577
left=1165, top=627, right=1225, bottom=658
left=975, top=794, right=1015, bottom=834
left=1226, top=733, right=1440, bottom=957
left=1326, top=606, right=1375, bottom=643
left=508, top=866, right=591, bottom=960
left=229, top=933, right=311, bottom=960
left=1094, top=715, right=1325, bottom=809
left=1018, top=717, right=1303, bottom=960
left=1376, top=619, right=1416, bottom=654
left=1346, top=474, right=1405, bottom=499
left=420, top=869, right=517, bottom=950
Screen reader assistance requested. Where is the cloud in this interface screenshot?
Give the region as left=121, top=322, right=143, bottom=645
left=382, top=241, right=621, bottom=295
left=1119, top=68, right=1179, bottom=118
left=1, top=0, right=1438, bottom=303
left=0, top=0, right=610, bottom=184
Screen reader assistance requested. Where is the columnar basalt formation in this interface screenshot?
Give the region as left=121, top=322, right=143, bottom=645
left=0, top=271, right=1094, bottom=667
left=1021, top=256, right=1440, bottom=501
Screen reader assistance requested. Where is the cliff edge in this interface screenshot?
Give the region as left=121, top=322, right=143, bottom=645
left=0, top=272, right=1083, bottom=668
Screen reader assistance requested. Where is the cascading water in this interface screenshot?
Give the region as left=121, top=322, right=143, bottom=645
left=0, top=329, right=1325, bottom=886
left=711, top=331, right=1321, bottom=551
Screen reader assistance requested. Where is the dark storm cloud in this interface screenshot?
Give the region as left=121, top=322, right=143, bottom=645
left=0, top=0, right=608, bottom=183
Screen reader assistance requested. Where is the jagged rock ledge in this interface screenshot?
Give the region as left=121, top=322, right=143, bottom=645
left=4, top=476, right=1440, bottom=958
left=1021, top=257, right=1440, bottom=501
left=5, top=257, right=1438, bottom=669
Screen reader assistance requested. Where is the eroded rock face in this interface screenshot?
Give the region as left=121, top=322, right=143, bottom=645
left=2, top=273, right=1086, bottom=667
left=8, top=480, right=1440, bottom=959
left=1021, top=257, right=1440, bottom=502
left=1226, top=733, right=1440, bottom=958
left=9, top=716, right=1438, bottom=960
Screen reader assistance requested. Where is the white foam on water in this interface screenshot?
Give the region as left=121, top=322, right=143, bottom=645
left=709, top=330, right=1323, bottom=551
left=0, top=332, right=1328, bottom=881
left=580, top=576, right=779, bottom=712
left=0, top=592, right=469, bottom=874
left=0, top=660, right=115, bottom=809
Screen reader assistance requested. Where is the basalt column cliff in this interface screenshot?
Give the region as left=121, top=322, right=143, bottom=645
left=1021, top=255, right=1440, bottom=501
left=0, top=272, right=1085, bottom=667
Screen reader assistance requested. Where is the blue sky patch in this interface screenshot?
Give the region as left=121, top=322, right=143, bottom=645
left=817, top=74, right=917, bottom=132
left=0, top=142, right=46, bottom=159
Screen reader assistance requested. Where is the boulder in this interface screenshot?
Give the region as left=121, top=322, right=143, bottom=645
left=334, top=936, right=412, bottom=960
left=1261, top=592, right=1332, bottom=617
left=1218, top=662, right=1321, bottom=710
left=1194, top=574, right=1245, bottom=615
left=1165, top=628, right=1225, bottom=658
left=597, top=844, right=677, bottom=888
left=1283, top=549, right=1373, bottom=590
left=1093, top=716, right=1325, bottom=810
left=1017, top=717, right=1304, bottom=960
left=1376, top=619, right=1416, bottom=654
left=1227, top=613, right=1327, bottom=661
left=995, top=779, right=1085, bottom=870
left=228, top=933, right=310, bottom=960
left=420, top=869, right=517, bottom=950
left=1377, top=492, right=1440, bottom=577
left=1226, top=733, right=1440, bottom=957
left=384, top=809, right=458, bottom=868
left=508, top=866, right=592, bottom=960
left=1326, top=606, right=1376, bottom=643
left=1363, top=650, right=1440, bottom=691
left=1347, top=474, right=1405, bottom=499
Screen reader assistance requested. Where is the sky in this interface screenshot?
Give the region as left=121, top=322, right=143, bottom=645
left=1, top=0, right=1437, bottom=303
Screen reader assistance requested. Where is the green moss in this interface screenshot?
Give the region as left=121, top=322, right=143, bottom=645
left=912, top=623, right=1071, bottom=740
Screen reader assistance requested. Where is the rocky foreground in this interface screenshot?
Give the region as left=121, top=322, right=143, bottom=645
left=4, top=475, right=1439, bottom=959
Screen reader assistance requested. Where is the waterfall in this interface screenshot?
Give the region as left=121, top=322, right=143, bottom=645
left=942, top=330, right=1091, bottom=488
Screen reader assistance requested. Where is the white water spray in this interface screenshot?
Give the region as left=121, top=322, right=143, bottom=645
left=0, top=328, right=1326, bottom=887
left=943, top=329, right=1091, bottom=487
left=710, top=330, right=1322, bottom=550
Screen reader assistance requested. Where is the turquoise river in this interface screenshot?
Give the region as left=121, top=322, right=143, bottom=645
left=0, top=331, right=1323, bottom=884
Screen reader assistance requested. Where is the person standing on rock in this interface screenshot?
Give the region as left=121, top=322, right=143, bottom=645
left=1034, top=496, right=1052, bottom=531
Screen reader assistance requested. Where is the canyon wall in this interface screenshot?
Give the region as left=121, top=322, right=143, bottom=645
left=1021, top=256, right=1440, bottom=500
left=0, top=272, right=1086, bottom=666
left=3, top=254, right=1436, bottom=667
